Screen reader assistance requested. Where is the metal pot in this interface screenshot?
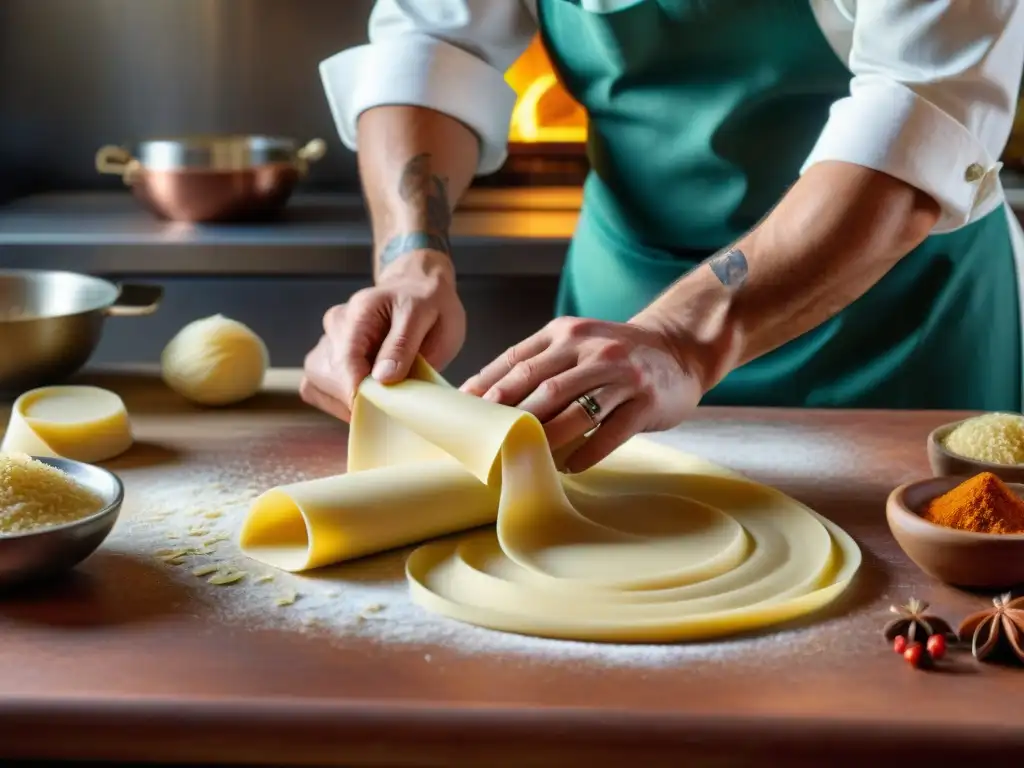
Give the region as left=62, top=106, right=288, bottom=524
left=0, top=270, right=162, bottom=396
left=95, top=135, right=326, bottom=223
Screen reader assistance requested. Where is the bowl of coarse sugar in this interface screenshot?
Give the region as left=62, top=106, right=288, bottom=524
left=928, top=412, right=1024, bottom=482
left=0, top=452, right=123, bottom=587
left=887, top=471, right=1024, bottom=589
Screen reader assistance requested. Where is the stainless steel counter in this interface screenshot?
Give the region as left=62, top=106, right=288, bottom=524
left=0, top=189, right=579, bottom=276
left=3, top=179, right=1022, bottom=278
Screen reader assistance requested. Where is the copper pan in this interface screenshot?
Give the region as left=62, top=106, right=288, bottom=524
left=95, top=135, right=326, bottom=223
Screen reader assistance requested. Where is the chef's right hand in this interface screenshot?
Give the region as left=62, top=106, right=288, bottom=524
left=300, top=250, right=467, bottom=422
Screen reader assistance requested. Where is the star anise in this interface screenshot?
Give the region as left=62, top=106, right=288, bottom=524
left=882, top=597, right=956, bottom=644
left=958, top=593, right=1024, bottom=663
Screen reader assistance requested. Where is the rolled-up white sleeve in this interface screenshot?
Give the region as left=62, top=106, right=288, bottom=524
left=802, top=1, right=1024, bottom=233
left=320, top=0, right=537, bottom=175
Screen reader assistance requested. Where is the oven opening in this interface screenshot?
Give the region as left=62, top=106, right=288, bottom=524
left=476, top=35, right=589, bottom=189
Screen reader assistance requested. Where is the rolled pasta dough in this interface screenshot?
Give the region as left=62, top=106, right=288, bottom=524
left=240, top=358, right=861, bottom=643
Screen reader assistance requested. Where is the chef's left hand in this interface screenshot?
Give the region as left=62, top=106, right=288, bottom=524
left=459, top=316, right=703, bottom=473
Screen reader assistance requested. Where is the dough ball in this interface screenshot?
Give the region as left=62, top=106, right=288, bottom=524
left=161, top=314, right=269, bottom=406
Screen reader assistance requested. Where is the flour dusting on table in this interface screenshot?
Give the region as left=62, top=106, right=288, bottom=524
left=104, top=439, right=869, bottom=670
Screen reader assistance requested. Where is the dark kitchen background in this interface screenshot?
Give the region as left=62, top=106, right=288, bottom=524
left=1, top=0, right=1022, bottom=382
left=0, top=0, right=373, bottom=196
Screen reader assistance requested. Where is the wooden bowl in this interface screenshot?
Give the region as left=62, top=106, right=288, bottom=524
left=927, top=418, right=1024, bottom=482
left=886, top=476, right=1024, bottom=589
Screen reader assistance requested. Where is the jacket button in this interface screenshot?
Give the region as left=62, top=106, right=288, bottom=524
left=964, top=163, right=986, bottom=183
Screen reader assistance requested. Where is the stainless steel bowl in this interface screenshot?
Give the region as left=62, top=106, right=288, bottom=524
left=0, top=269, right=162, bottom=395
left=96, top=134, right=326, bottom=222
left=0, top=456, right=124, bottom=587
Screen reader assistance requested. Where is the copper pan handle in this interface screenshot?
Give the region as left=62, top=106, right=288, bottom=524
left=96, top=145, right=142, bottom=185
left=295, top=139, right=326, bottom=176
left=105, top=283, right=163, bottom=317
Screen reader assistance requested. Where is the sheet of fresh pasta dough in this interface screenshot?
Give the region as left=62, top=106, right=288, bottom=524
left=241, top=358, right=860, bottom=643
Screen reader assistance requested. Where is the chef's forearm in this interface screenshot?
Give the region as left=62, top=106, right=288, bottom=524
left=356, top=106, right=480, bottom=281
left=634, top=161, right=942, bottom=392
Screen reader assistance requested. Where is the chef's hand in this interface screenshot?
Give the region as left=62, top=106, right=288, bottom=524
left=301, top=250, right=467, bottom=421
left=460, top=316, right=703, bottom=473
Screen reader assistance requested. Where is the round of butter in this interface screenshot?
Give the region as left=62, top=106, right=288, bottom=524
left=0, top=385, right=133, bottom=462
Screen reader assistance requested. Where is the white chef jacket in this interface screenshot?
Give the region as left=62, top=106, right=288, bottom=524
left=321, top=0, right=1024, bottom=234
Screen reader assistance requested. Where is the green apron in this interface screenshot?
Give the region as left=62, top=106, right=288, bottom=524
left=540, top=0, right=1021, bottom=410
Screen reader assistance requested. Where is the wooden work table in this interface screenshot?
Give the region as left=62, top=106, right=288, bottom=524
left=0, top=369, right=1021, bottom=767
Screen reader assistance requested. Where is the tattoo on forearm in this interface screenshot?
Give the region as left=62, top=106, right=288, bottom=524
left=378, top=152, right=453, bottom=269
left=707, top=247, right=749, bottom=290
left=379, top=232, right=450, bottom=263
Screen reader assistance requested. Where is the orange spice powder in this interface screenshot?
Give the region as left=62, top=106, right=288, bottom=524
left=921, top=472, right=1024, bottom=534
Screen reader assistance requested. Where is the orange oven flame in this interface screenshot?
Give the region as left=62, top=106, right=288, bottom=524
left=505, top=36, right=587, bottom=144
